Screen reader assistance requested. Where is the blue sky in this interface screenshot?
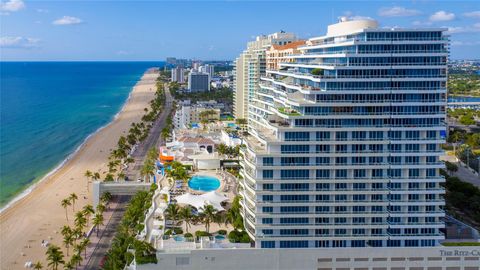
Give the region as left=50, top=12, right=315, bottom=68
left=1, top=0, right=479, bottom=61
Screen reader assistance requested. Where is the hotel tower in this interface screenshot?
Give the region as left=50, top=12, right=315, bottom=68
left=239, top=18, right=448, bottom=248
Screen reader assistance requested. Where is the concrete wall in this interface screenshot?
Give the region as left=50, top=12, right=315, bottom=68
left=92, top=181, right=151, bottom=207
left=133, top=246, right=480, bottom=270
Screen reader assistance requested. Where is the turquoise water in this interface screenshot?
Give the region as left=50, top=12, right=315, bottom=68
left=188, top=175, right=220, bottom=192
left=0, top=62, right=162, bottom=206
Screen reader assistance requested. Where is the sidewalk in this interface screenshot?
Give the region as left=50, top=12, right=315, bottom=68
left=79, top=197, right=120, bottom=269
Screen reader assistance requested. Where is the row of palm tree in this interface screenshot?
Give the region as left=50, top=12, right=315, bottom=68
left=44, top=193, right=112, bottom=270
left=165, top=203, right=229, bottom=234
left=164, top=196, right=244, bottom=236
left=140, top=147, right=159, bottom=182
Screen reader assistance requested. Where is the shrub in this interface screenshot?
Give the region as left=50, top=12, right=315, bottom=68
left=310, top=68, right=324, bottom=76
left=184, top=233, right=193, bottom=238
left=228, top=230, right=251, bottom=243
left=164, top=229, right=172, bottom=235
left=173, top=227, right=183, bottom=235
left=445, top=161, right=458, bottom=172
left=195, top=231, right=211, bottom=237
left=217, top=229, right=227, bottom=235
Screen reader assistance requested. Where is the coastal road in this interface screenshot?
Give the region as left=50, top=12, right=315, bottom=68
left=83, top=195, right=130, bottom=270
left=126, top=82, right=173, bottom=180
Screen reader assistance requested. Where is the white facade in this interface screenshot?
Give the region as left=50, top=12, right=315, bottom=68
left=131, top=246, right=480, bottom=270
left=233, top=32, right=298, bottom=120
left=240, top=19, right=448, bottom=248
left=171, top=67, right=185, bottom=83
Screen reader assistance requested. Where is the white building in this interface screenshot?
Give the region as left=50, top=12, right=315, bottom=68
left=233, top=32, right=298, bottom=120
left=240, top=18, right=448, bottom=248
left=171, top=67, right=185, bottom=83
left=173, top=100, right=222, bottom=129
left=199, top=64, right=215, bottom=78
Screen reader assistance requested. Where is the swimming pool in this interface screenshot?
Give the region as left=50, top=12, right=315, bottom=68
left=188, top=175, right=220, bottom=192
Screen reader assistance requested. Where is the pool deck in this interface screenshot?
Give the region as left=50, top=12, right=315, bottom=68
left=188, top=171, right=226, bottom=194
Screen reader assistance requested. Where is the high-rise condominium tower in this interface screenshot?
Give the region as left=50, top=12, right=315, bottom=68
left=240, top=18, right=448, bottom=249
left=233, top=32, right=298, bottom=120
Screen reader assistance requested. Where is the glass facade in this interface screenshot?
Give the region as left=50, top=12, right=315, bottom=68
left=239, top=20, right=447, bottom=248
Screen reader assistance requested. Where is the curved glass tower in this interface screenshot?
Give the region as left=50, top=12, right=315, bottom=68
left=239, top=18, right=448, bottom=248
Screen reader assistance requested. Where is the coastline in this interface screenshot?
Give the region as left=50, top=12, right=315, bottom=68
left=0, top=73, right=139, bottom=214
left=0, top=69, right=159, bottom=269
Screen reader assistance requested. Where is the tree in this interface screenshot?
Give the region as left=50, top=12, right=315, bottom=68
left=96, top=203, right=106, bottom=214
left=92, top=172, right=101, bottom=182
left=80, top=238, right=90, bottom=258
left=225, top=196, right=244, bottom=230
left=69, top=193, right=78, bottom=212
left=61, top=199, right=71, bottom=222
left=165, top=203, right=180, bottom=227
left=93, top=213, right=104, bottom=236
left=45, top=245, right=65, bottom=270
left=63, top=261, right=74, bottom=270
left=200, top=205, right=217, bottom=233
left=61, top=225, right=74, bottom=256
left=70, top=252, right=82, bottom=268
left=179, top=206, right=193, bottom=233
left=84, top=170, right=92, bottom=192
left=74, top=212, right=87, bottom=232
left=33, top=261, right=43, bottom=270
left=82, top=204, right=95, bottom=227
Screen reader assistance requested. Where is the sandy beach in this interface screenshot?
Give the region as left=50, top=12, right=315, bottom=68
left=0, top=70, right=159, bottom=269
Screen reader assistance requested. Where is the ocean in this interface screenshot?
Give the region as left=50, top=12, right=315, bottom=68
left=0, top=62, right=163, bottom=207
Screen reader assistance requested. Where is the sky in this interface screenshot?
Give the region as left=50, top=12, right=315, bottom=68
left=1, top=0, right=480, bottom=61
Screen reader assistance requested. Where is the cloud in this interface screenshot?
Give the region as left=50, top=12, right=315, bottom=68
left=463, top=11, right=480, bottom=19
left=412, top=20, right=432, bottom=26
left=379, top=6, right=421, bottom=17
left=447, top=23, right=480, bottom=34
left=53, top=16, right=83, bottom=25
left=0, top=36, right=39, bottom=48
left=451, top=40, right=480, bottom=46
left=429, top=11, right=455, bottom=22
left=116, top=50, right=129, bottom=55
left=0, top=0, right=25, bottom=12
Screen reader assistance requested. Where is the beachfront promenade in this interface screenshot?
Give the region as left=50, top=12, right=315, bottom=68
left=0, top=70, right=161, bottom=270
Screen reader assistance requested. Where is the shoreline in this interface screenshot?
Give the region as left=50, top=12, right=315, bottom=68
left=0, top=69, right=159, bottom=269
left=0, top=72, right=143, bottom=214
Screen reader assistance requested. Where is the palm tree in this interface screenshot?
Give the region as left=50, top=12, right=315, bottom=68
left=84, top=170, right=92, bottom=192
left=95, top=203, right=106, bottom=214
left=69, top=193, right=78, bottom=212
left=62, top=231, right=74, bottom=256
left=82, top=204, right=94, bottom=227
left=45, top=245, right=65, bottom=270
left=74, top=212, right=87, bottom=232
left=80, top=238, right=90, bottom=258
left=63, top=261, right=74, bottom=270
left=61, top=199, right=71, bottom=222
left=179, top=206, right=193, bottom=233
left=200, top=205, right=217, bottom=233
left=70, top=252, right=82, bottom=267
left=92, top=213, right=104, bottom=236
left=33, top=261, right=43, bottom=270
left=165, top=203, right=180, bottom=227
left=92, top=172, right=101, bottom=182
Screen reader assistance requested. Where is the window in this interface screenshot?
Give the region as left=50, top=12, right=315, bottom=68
left=263, top=170, right=273, bottom=179
left=316, top=170, right=330, bottom=179
left=262, top=218, right=272, bottom=224
left=263, top=195, right=273, bottom=201
left=280, top=217, right=308, bottom=224
left=281, top=145, right=309, bottom=153
left=280, top=241, right=308, bottom=248
left=285, top=132, right=310, bottom=141
left=280, top=206, right=309, bottom=213
left=280, top=194, right=309, bottom=202
left=262, top=229, right=273, bottom=235
left=336, top=131, right=348, bottom=140
left=316, top=195, right=330, bottom=201
left=315, top=240, right=330, bottom=247
left=263, top=183, right=273, bottom=190
left=262, top=207, right=273, bottom=213
left=336, top=169, right=347, bottom=178
left=316, top=183, right=330, bottom=190
left=263, top=157, right=273, bottom=166
left=315, top=206, right=330, bottom=213
left=352, top=229, right=365, bottom=235
left=316, top=131, right=330, bottom=141
left=281, top=170, right=309, bottom=179
left=261, top=241, right=275, bottom=248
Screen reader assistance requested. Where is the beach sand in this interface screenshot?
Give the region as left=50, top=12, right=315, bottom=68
left=0, top=71, right=159, bottom=269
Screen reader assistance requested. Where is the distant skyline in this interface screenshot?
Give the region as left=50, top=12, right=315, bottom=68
left=1, top=0, right=480, bottom=61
